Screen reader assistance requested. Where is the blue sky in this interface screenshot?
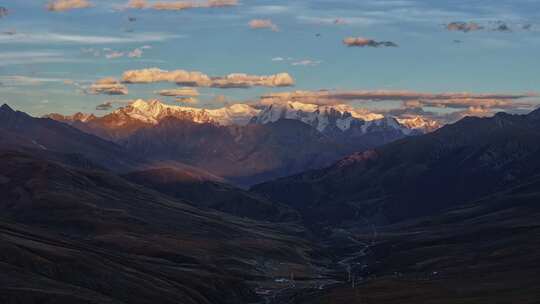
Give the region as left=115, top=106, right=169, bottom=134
left=0, top=0, right=539, bottom=118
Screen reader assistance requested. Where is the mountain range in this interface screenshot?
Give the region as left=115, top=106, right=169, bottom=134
left=45, top=99, right=429, bottom=185
left=0, top=150, right=324, bottom=304
left=0, top=103, right=292, bottom=222
left=253, top=107, right=540, bottom=227
left=252, top=106, right=540, bottom=303
left=2, top=102, right=540, bottom=303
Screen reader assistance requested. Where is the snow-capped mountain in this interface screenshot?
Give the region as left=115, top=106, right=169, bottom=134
left=45, top=112, right=97, bottom=123
left=397, top=116, right=441, bottom=133
left=41, top=99, right=438, bottom=185
left=117, top=99, right=259, bottom=126
left=47, top=99, right=438, bottom=135
left=249, top=101, right=418, bottom=135
left=45, top=99, right=439, bottom=143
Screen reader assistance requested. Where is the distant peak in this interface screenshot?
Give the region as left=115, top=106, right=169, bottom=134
left=130, top=99, right=151, bottom=108
left=0, top=103, right=14, bottom=112
left=528, top=106, right=540, bottom=119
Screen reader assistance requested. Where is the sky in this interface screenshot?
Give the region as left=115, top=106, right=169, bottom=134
left=0, top=0, right=539, bottom=123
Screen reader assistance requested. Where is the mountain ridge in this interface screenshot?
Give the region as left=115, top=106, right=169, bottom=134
left=45, top=99, right=435, bottom=139
left=252, top=107, right=540, bottom=226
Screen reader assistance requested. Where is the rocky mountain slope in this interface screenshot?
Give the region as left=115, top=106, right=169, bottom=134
left=123, top=167, right=299, bottom=221
left=1, top=104, right=295, bottom=222
left=0, top=151, right=325, bottom=304
left=252, top=107, right=540, bottom=227
left=0, top=104, right=139, bottom=171
left=47, top=99, right=434, bottom=140
left=46, top=100, right=423, bottom=185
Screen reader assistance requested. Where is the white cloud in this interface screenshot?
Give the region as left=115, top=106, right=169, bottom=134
left=0, top=32, right=182, bottom=45
left=0, top=75, right=67, bottom=86
left=105, top=51, right=125, bottom=59
left=0, top=51, right=78, bottom=66
left=291, top=59, right=322, bottom=67
left=297, top=16, right=383, bottom=27
left=248, top=5, right=291, bottom=15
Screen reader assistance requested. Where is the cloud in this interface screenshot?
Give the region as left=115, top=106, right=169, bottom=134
left=0, top=51, right=78, bottom=66
left=260, top=90, right=535, bottom=110
left=0, top=75, right=67, bottom=86
left=157, top=87, right=200, bottom=97
left=297, top=16, right=382, bottom=27
left=127, top=0, right=238, bottom=10
left=447, top=21, right=521, bottom=33
left=343, top=37, right=398, bottom=48
left=272, top=57, right=322, bottom=67
left=249, top=19, right=279, bottom=32
left=123, top=68, right=211, bottom=85
left=121, top=68, right=295, bottom=88
left=291, top=60, right=322, bottom=67
left=81, top=48, right=101, bottom=57
left=105, top=51, right=125, bottom=59
left=211, top=73, right=294, bottom=88
left=408, top=98, right=530, bottom=109
left=0, top=32, right=181, bottom=45
left=446, top=22, right=484, bottom=33
left=128, top=48, right=145, bottom=58
left=47, top=0, right=93, bottom=12
left=127, top=0, right=147, bottom=9
left=260, top=89, right=537, bottom=127
left=102, top=46, right=149, bottom=59
left=96, top=102, right=114, bottom=111
left=87, top=78, right=128, bottom=95
left=248, top=5, right=290, bottom=15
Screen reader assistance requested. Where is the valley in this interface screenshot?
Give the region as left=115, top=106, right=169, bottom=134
left=2, top=102, right=540, bottom=303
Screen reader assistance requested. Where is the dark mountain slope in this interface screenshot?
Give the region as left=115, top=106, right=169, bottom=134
left=252, top=108, right=540, bottom=226
left=123, top=167, right=299, bottom=222
left=0, top=151, right=323, bottom=304
left=294, top=176, right=540, bottom=303
left=0, top=104, right=139, bottom=171
left=1, top=104, right=300, bottom=222
left=121, top=117, right=405, bottom=186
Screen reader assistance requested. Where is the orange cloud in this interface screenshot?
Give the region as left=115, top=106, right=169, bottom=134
left=249, top=19, right=279, bottom=32
left=87, top=77, right=128, bottom=95
left=127, top=0, right=237, bottom=10
left=47, top=0, right=92, bottom=11
left=122, top=68, right=294, bottom=88
left=157, top=88, right=200, bottom=97
left=211, top=73, right=293, bottom=88
left=122, top=68, right=212, bottom=85
left=261, top=90, right=534, bottom=111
